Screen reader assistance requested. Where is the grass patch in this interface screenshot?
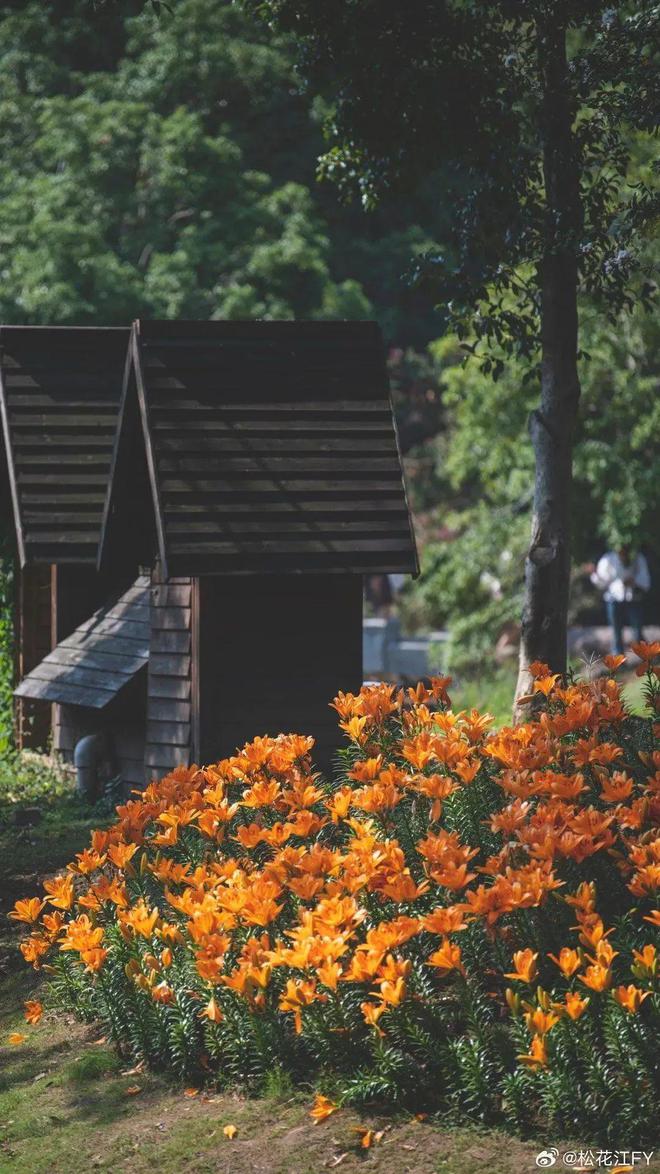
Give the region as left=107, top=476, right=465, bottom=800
left=65, top=1050, right=122, bottom=1085
left=451, top=665, right=517, bottom=725
left=261, top=1066, right=297, bottom=1102
left=0, top=1015, right=575, bottom=1174
left=451, top=661, right=649, bottom=727
left=0, top=752, right=110, bottom=912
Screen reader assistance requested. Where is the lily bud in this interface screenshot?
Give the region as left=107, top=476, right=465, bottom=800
left=505, top=988, right=521, bottom=1015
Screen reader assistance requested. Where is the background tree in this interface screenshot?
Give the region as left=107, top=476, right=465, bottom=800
left=401, top=286, right=660, bottom=674
left=0, top=0, right=450, bottom=334
left=249, top=0, right=659, bottom=695
left=0, top=0, right=657, bottom=730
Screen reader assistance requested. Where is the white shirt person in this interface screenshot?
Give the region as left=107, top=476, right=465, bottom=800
left=590, top=545, right=650, bottom=653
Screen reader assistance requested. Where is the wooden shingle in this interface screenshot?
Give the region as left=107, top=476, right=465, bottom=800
left=0, top=326, right=129, bottom=565
left=15, top=575, right=150, bottom=709
left=101, top=319, right=418, bottom=578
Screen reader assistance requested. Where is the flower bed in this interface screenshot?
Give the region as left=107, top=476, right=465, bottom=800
left=10, top=647, right=660, bottom=1141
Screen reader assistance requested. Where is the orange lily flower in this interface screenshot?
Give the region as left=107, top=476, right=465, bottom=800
left=632, top=944, right=657, bottom=978
left=548, top=948, right=581, bottom=978
left=602, top=654, right=626, bottom=671
left=562, top=992, right=589, bottom=1020
left=631, top=640, right=660, bottom=666
left=9, top=897, right=44, bottom=924
left=578, top=963, right=611, bottom=992
left=613, top=984, right=650, bottom=1013
left=523, top=1007, right=560, bottom=1036
left=517, top=1034, right=548, bottom=1068
left=69, top=848, right=107, bottom=875
left=325, top=786, right=354, bottom=822
left=330, top=691, right=363, bottom=720
left=422, top=906, right=468, bottom=935
left=504, top=949, right=538, bottom=984
left=107, top=842, right=139, bottom=870
left=279, top=979, right=321, bottom=1033
left=19, top=933, right=51, bottom=967
left=120, top=899, right=159, bottom=939
left=339, top=715, right=369, bottom=742
left=427, top=938, right=465, bottom=976
left=401, top=732, right=437, bottom=771
left=199, top=997, right=223, bottom=1023
left=564, top=882, right=597, bottom=914
left=151, top=981, right=174, bottom=1004
left=313, top=955, right=342, bottom=990
left=81, top=946, right=108, bottom=973
left=361, top=1000, right=387, bottom=1033
left=378, top=976, right=407, bottom=1007
left=234, top=823, right=264, bottom=849
left=43, top=875, right=74, bottom=911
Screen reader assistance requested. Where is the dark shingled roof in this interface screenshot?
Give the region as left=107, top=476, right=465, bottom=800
left=14, top=575, right=149, bottom=708
left=0, top=326, right=129, bottom=565
left=101, top=319, right=418, bottom=578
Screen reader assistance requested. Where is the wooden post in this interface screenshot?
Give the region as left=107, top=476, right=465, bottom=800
left=14, top=562, right=52, bottom=750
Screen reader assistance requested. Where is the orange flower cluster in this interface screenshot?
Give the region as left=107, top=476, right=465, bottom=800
left=12, top=656, right=660, bottom=1087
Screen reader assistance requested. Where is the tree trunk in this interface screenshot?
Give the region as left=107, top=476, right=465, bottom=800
left=515, top=14, right=582, bottom=706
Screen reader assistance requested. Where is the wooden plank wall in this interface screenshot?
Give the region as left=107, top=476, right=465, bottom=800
left=197, top=574, right=362, bottom=775
left=144, top=568, right=192, bottom=781
left=14, top=563, right=52, bottom=749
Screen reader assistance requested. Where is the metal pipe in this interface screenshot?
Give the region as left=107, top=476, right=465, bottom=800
left=73, top=733, right=106, bottom=802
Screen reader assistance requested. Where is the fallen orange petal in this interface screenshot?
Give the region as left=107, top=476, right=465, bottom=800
left=23, top=1000, right=43, bottom=1025
left=309, top=1093, right=339, bottom=1123
left=223, top=1124, right=238, bottom=1139
left=353, top=1127, right=384, bottom=1149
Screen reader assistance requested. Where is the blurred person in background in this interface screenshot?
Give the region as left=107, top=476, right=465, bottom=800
left=365, top=573, right=394, bottom=617
left=590, top=543, right=651, bottom=655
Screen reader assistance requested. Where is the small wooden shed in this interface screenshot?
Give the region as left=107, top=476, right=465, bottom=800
left=0, top=325, right=132, bottom=755
left=7, top=318, right=417, bottom=782
left=98, top=319, right=417, bottom=774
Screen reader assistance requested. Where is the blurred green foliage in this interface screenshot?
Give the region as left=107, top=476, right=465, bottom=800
left=0, top=748, right=70, bottom=811
left=400, top=292, right=659, bottom=671
left=0, top=0, right=445, bottom=339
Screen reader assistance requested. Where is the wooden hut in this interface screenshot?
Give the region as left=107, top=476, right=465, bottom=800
left=8, top=318, right=417, bottom=783
left=0, top=325, right=138, bottom=765
left=100, top=319, right=417, bottom=776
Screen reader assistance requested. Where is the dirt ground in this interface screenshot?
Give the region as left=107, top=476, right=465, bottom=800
left=0, top=1008, right=566, bottom=1174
